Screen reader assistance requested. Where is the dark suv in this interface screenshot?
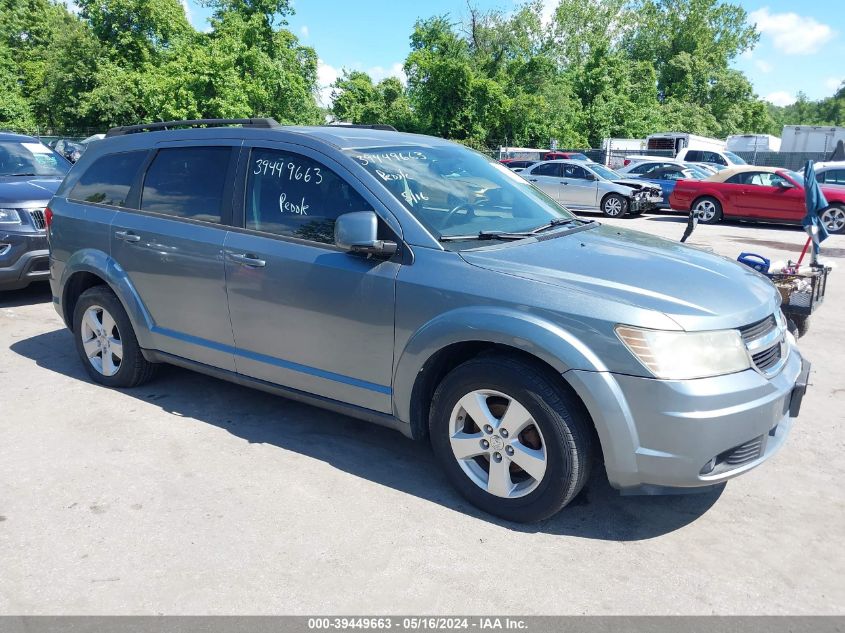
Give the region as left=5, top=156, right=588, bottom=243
left=47, top=119, right=808, bottom=522
left=0, top=132, right=70, bottom=291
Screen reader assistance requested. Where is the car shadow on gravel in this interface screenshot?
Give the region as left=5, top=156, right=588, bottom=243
left=0, top=282, right=52, bottom=308
left=11, top=328, right=723, bottom=541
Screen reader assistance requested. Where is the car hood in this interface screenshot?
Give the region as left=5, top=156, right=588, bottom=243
left=459, top=224, right=777, bottom=331
left=612, top=179, right=660, bottom=193
left=0, top=177, right=62, bottom=206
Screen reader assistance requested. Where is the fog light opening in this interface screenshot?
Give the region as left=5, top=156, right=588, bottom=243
left=700, top=458, right=717, bottom=475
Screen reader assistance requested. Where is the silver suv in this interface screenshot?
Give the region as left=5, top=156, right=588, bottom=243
left=48, top=119, right=810, bottom=522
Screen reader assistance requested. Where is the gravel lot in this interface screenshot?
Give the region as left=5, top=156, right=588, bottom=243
left=1, top=212, right=843, bottom=615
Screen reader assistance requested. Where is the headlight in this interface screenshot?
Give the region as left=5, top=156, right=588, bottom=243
left=615, top=325, right=750, bottom=379
left=0, top=208, right=22, bottom=225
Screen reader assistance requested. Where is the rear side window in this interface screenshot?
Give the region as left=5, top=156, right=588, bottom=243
left=824, top=169, right=845, bottom=185
left=69, top=151, right=147, bottom=206
left=141, top=147, right=232, bottom=223
left=628, top=163, right=654, bottom=174
left=685, top=150, right=702, bottom=162
left=246, top=148, right=372, bottom=244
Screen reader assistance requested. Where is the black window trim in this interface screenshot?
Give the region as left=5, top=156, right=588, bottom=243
left=232, top=142, right=406, bottom=253
left=66, top=149, right=152, bottom=210
left=132, top=144, right=240, bottom=227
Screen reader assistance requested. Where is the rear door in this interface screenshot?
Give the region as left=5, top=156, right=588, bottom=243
left=524, top=162, right=562, bottom=200
left=222, top=143, right=399, bottom=412
left=110, top=142, right=240, bottom=370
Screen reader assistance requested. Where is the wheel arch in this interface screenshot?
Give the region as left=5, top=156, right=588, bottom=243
left=393, top=307, right=608, bottom=441
left=59, top=249, right=154, bottom=348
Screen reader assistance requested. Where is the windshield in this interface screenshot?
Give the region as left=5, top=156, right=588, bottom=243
left=0, top=141, right=69, bottom=177
left=589, top=164, right=622, bottom=180
left=783, top=170, right=805, bottom=184
left=348, top=145, right=576, bottom=239
left=724, top=151, right=747, bottom=165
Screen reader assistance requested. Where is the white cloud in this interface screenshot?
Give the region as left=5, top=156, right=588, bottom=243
left=825, top=77, right=843, bottom=92
left=316, top=59, right=340, bottom=107
left=300, top=25, right=309, bottom=38
left=180, top=0, right=191, bottom=22
left=764, top=91, right=796, bottom=106
left=750, top=7, right=835, bottom=55
left=62, top=0, right=79, bottom=14
left=754, top=59, right=773, bottom=73
left=366, top=62, right=407, bottom=85
left=539, top=0, right=557, bottom=26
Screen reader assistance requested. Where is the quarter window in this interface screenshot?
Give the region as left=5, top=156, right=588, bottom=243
left=246, top=148, right=372, bottom=244
left=69, top=151, right=147, bottom=207
left=141, top=147, right=232, bottom=223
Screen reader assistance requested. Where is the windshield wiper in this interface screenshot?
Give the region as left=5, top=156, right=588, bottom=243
left=8, top=172, right=38, bottom=177
left=439, top=230, right=531, bottom=242
left=527, top=217, right=593, bottom=234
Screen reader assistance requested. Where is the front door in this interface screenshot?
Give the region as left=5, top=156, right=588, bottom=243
left=223, top=145, right=399, bottom=413
left=110, top=143, right=240, bottom=370
left=560, top=163, right=598, bottom=208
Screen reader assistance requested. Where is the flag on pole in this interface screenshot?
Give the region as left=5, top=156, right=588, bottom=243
left=802, top=160, right=829, bottom=264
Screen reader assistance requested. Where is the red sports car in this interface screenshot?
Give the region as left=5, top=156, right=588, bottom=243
left=669, top=165, right=845, bottom=234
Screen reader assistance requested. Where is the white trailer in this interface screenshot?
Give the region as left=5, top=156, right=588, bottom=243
left=496, top=146, right=547, bottom=161
left=645, top=132, right=725, bottom=156
left=780, top=126, right=845, bottom=153
left=726, top=134, right=781, bottom=152
left=601, top=138, right=646, bottom=167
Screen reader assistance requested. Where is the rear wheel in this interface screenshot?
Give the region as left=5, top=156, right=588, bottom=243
left=72, top=286, right=156, bottom=388
left=820, top=205, right=845, bottom=234
left=692, top=196, right=723, bottom=224
left=601, top=193, right=628, bottom=218
left=429, top=354, right=593, bottom=522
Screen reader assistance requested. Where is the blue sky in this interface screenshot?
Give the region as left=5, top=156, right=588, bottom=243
left=182, top=0, right=844, bottom=108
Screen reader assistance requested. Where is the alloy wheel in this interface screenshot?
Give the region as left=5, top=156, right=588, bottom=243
left=821, top=206, right=845, bottom=233
left=80, top=305, right=123, bottom=377
left=694, top=200, right=717, bottom=222
left=448, top=389, right=547, bottom=499
left=603, top=197, right=624, bottom=216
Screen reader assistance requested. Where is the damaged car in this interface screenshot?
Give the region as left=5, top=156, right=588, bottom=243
left=523, top=159, right=662, bottom=217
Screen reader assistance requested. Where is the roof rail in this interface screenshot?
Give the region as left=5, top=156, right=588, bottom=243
left=324, top=123, right=398, bottom=132
left=106, top=118, right=281, bottom=137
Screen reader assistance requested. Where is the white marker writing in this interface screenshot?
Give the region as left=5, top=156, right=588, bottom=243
left=279, top=192, right=309, bottom=215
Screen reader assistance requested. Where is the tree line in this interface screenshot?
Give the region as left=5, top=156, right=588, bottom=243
left=1, top=0, right=843, bottom=149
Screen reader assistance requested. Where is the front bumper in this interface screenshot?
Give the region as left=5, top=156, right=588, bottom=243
left=0, top=231, right=49, bottom=290
left=565, top=343, right=806, bottom=492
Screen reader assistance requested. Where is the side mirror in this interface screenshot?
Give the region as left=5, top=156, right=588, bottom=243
left=334, top=211, right=398, bottom=257
left=777, top=180, right=794, bottom=189
left=585, top=173, right=597, bottom=181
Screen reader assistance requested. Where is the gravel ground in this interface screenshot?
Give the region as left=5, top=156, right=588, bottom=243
left=1, top=211, right=843, bottom=615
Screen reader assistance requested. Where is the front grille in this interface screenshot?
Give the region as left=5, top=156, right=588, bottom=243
left=721, top=435, right=764, bottom=466
left=28, top=209, right=46, bottom=230
left=752, top=344, right=782, bottom=372
left=739, top=315, right=776, bottom=343
left=739, top=314, right=785, bottom=376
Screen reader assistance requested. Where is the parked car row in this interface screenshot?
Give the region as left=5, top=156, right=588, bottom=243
left=48, top=133, right=105, bottom=163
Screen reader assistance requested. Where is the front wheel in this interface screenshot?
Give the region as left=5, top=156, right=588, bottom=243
left=601, top=193, right=628, bottom=218
left=820, top=205, right=845, bottom=234
left=429, top=354, right=593, bottom=522
left=692, top=196, right=723, bottom=224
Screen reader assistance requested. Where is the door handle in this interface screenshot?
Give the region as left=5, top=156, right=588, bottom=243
left=227, top=252, right=266, bottom=268
left=528, top=178, right=538, bottom=182
left=114, top=230, right=141, bottom=243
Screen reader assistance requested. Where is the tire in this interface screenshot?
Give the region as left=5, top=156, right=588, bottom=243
left=429, top=354, right=593, bottom=522
left=691, top=196, right=723, bottom=224
left=820, top=205, right=845, bottom=234
left=601, top=193, right=628, bottom=218
left=72, top=285, right=157, bottom=388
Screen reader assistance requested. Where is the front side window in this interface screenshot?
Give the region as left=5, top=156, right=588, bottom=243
left=141, top=147, right=231, bottom=223
left=69, top=150, right=147, bottom=206
left=246, top=149, right=372, bottom=244
left=563, top=164, right=588, bottom=179
left=0, top=140, right=69, bottom=178
left=347, top=144, right=575, bottom=238
left=531, top=162, right=561, bottom=177
left=824, top=169, right=845, bottom=185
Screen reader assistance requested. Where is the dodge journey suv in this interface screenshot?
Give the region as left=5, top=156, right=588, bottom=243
left=48, top=119, right=809, bottom=522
